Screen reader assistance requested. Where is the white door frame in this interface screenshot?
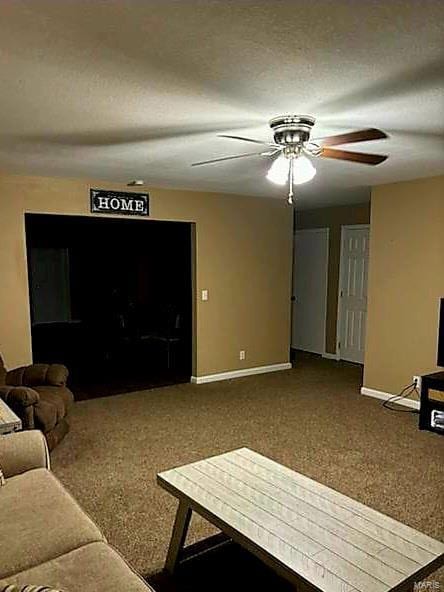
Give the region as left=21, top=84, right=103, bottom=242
left=292, top=227, right=329, bottom=355
left=336, top=224, right=370, bottom=361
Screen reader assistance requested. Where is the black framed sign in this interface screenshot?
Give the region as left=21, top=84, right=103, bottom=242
left=90, top=189, right=149, bottom=216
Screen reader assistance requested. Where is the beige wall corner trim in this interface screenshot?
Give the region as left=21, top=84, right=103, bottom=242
left=322, top=352, right=340, bottom=361
left=191, top=363, right=292, bottom=384
left=360, top=387, right=420, bottom=410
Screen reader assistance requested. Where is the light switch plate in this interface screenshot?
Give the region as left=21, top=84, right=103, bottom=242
left=201, top=289, right=208, bottom=301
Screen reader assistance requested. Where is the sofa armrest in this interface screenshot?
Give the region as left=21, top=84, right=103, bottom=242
left=6, top=363, right=69, bottom=387
left=0, top=385, right=40, bottom=407
left=0, top=430, right=50, bottom=478
left=0, top=386, right=39, bottom=430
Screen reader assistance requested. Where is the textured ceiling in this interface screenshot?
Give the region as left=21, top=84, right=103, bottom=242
left=0, top=0, right=443, bottom=208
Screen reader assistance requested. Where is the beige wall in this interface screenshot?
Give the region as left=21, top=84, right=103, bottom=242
left=0, top=173, right=293, bottom=376
left=364, top=176, right=444, bottom=396
left=295, top=202, right=370, bottom=354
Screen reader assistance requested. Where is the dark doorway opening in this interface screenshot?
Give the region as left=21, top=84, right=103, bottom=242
left=25, top=214, right=194, bottom=400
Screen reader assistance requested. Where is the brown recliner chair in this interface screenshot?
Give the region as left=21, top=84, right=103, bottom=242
left=0, top=355, right=74, bottom=450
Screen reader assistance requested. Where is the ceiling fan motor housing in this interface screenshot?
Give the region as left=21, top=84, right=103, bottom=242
left=269, top=115, right=315, bottom=146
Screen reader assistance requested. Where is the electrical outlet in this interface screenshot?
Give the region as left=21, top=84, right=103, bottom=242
left=413, top=375, right=422, bottom=391
left=239, top=350, right=246, bottom=361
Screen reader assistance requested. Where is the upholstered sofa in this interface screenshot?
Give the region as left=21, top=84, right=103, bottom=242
left=0, top=430, right=154, bottom=591
left=0, top=356, right=73, bottom=450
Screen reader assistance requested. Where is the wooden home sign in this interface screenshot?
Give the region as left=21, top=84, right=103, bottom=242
left=90, top=189, right=149, bottom=216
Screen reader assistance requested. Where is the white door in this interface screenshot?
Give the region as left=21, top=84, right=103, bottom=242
left=292, top=228, right=329, bottom=355
left=338, top=225, right=370, bottom=363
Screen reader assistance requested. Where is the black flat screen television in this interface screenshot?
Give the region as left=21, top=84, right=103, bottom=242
left=438, top=298, right=444, bottom=367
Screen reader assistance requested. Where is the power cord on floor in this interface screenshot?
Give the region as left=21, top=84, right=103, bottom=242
left=382, top=382, right=420, bottom=414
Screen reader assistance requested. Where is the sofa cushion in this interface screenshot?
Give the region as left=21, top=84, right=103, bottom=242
left=0, top=543, right=153, bottom=592
left=33, top=399, right=61, bottom=432
left=6, top=365, right=68, bottom=389
left=1, top=586, right=64, bottom=592
left=0, top=431, right=49, bottom=479
left=0, top=469, right=104, bottom=579
left=32, top=387, right=72, bottom=432
left=34, top=387, right=73, bottom=416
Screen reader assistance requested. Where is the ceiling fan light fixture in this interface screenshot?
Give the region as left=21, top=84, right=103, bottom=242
left=266, top=154, right=289, bottom=185
left=292, top=155, right=316, bottom=185
left=192, top=115, right=387, bottom=206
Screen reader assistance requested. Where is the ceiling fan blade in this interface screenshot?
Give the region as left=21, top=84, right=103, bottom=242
left=321, top=148, right=388, bottom=165
left=262, top=148, right=282, bottom=156
left=218, top=134, right=275, bottom=146
left=191, top=151, right=266, bottom=167
left=314, top=128, right=388, bottom=147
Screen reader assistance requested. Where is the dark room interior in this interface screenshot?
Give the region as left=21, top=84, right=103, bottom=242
left=25, top=213, right=193, bottom=399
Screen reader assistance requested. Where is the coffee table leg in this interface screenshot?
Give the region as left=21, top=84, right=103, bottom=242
left=165, top=500, right=192, bottom=574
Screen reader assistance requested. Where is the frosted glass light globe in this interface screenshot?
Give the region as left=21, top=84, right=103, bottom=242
left=267, top=154, right=316, bottom=186
left=292, top=155, right=316, bottom=184
left=266, top=155, right=290, bottom=185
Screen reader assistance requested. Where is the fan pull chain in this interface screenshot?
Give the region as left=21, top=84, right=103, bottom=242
left=288, top=157, right=294, bottom=205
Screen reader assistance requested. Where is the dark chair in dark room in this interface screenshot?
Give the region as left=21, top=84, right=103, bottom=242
left=139, top=307, right=184, bottom=370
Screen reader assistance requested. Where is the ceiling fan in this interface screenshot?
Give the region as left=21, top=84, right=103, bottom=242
left=192, top=115, right=388, bottom=204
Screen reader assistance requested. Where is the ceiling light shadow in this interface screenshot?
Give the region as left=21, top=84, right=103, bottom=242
left=317, top=58, right=444, bottom=115
left=15, top=121, right=264, bottom=147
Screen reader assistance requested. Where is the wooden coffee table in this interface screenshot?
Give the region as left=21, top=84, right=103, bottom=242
left=158, top=448, right=444, bottom=591
left=0, top=398, right=22, bottom=435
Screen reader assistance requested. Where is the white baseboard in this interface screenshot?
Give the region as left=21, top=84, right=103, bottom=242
left=322, top=352, right=340, bottom=361
left=361, top=387, right=420, bottom=410
left=191, top=362, right=292, bottom=385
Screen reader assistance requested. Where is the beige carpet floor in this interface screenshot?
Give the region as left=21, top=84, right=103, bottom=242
left=51, top=354, right=444, bottom=587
